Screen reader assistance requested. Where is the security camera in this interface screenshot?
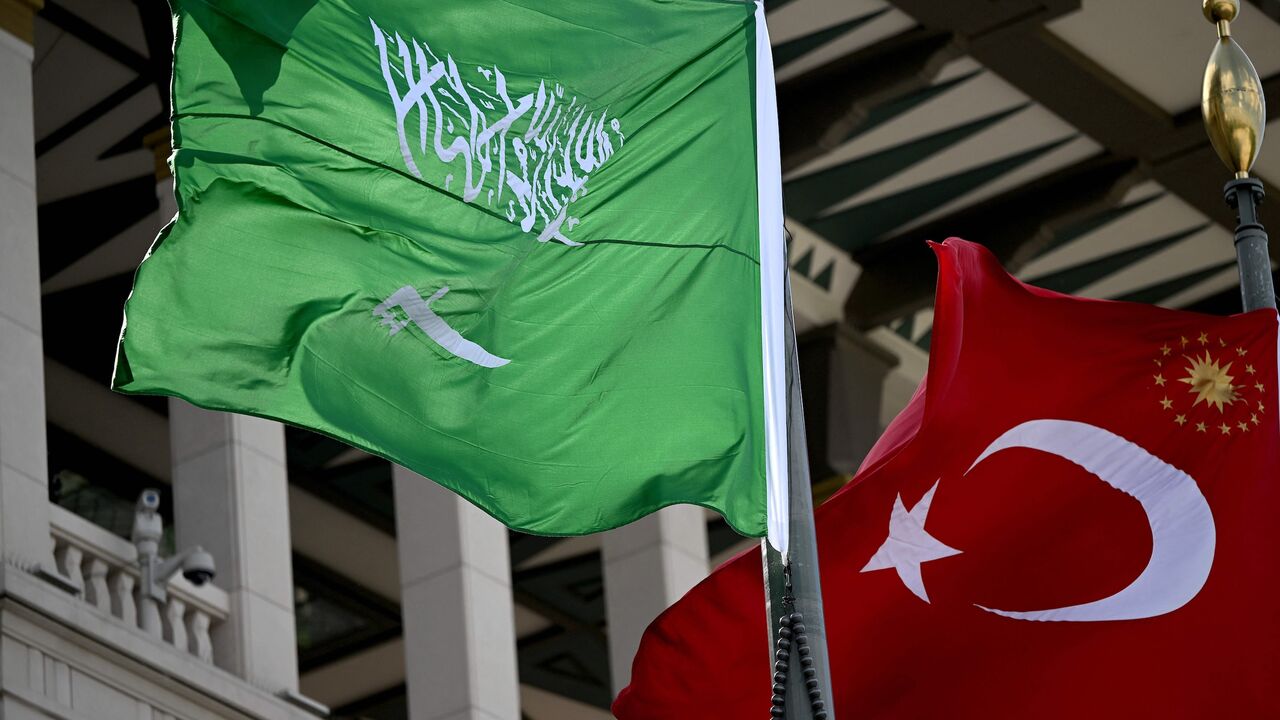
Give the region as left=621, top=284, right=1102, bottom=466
left=153, top=544, right=217, bottom=589
left=132, top=488, right=218, bottom=601
left=181, top=547, right=216, bottom=586
left=133, top=489, right=164, bottom=550
left=137, top=488, right=161, bottom=513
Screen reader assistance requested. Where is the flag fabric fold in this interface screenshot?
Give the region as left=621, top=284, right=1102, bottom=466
left=113, top=0, right=788, bottom=540
left=615, top=238, right=1280, bottom=718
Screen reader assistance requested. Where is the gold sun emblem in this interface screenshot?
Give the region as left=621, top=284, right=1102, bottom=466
left=1156, top=333, right=1264, bottom=436
left=1179, top=351, right=1237, bottom=412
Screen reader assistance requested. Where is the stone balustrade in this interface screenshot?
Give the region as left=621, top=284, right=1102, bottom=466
left=47, top=505, right=230, bottom=665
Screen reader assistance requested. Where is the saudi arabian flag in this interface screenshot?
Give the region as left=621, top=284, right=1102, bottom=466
left=114, top=0, right=789, bottom=546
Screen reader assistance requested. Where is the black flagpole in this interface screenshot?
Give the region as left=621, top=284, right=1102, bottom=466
left=1223, top=178, right=1275, bottom=311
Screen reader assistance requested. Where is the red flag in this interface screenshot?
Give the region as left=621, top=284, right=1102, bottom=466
left=614, top=239, right=1280, bottom=719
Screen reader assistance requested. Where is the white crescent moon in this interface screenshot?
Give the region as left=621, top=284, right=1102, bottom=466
left=966, top=419, right=1215, bottom=622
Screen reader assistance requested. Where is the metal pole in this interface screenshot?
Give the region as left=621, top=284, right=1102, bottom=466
left=763, top=268, right=834, bottom=719
left=1224, top=178, right=1276, bottom=311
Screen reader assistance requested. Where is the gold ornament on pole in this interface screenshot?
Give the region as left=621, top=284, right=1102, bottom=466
left=1201, top=0, right=1265, bottom=179
left=1200, top=0, right=1277, bottom=312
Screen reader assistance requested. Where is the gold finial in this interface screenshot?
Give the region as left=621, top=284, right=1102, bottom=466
left=0, top=0, right=45, bottom=46
left=1203, top=0, right=1238, bottom=35
left=1202, top=0, right=1264, bottom=178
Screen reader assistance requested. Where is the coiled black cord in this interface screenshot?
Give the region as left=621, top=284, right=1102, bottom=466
left=769, top=567, right=827, bottom=719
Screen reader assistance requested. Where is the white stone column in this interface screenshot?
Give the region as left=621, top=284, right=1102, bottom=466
left=827, top=329, right=900, bottom=474
left=392, top=466, right=520, bottom=720
left=0, top=0, right=56, bottom=581
left=169, top=402, right=299, bottom=694
left=602, top=505, right=709, bottom=695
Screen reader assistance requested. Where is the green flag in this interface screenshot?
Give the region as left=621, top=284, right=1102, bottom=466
left=114, top=0, right=788, bottom=543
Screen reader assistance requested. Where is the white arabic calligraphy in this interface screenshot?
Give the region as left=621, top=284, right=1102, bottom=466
left=371, top=18, right=624, bottom=246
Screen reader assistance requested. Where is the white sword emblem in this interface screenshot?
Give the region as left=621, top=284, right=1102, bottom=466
left=373, top=285, right=510, bottom=368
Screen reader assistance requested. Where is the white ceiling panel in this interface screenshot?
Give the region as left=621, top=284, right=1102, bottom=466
left=1048, top=0, right=1280, bottom=114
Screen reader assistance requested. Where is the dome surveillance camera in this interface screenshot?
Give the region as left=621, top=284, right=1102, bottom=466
left=181, top=548, right=216, bottom=586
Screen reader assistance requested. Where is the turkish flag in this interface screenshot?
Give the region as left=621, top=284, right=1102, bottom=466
left=614, top=239, right=1280, bottom=719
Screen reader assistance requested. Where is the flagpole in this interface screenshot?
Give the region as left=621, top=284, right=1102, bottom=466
left=1201, top=0, right=1277, bottom=312
left=763, top=267, right=835, bottom=720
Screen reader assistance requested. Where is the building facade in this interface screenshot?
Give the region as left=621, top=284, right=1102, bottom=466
left=2, top=0, right=1276, bottom=718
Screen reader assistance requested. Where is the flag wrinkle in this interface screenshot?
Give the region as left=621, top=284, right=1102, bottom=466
left=169, top=173, right=491, bottom=304
left=179, top=114, right=762, bottom=260
left=600, top=16, right=753, bottom=132
left=488, top=0, right=685, bottom=58
left=173, top=111, right=515, bottom=225
left=296, top=343, right=765, bottom=537
left=303, top=342, right=763, bottom=534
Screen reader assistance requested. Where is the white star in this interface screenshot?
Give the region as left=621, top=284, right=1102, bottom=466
left=861, top=480, right=962, bottom=603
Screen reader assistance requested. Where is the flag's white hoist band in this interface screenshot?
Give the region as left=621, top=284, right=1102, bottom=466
left=755, top=0, right=789, bottom=555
